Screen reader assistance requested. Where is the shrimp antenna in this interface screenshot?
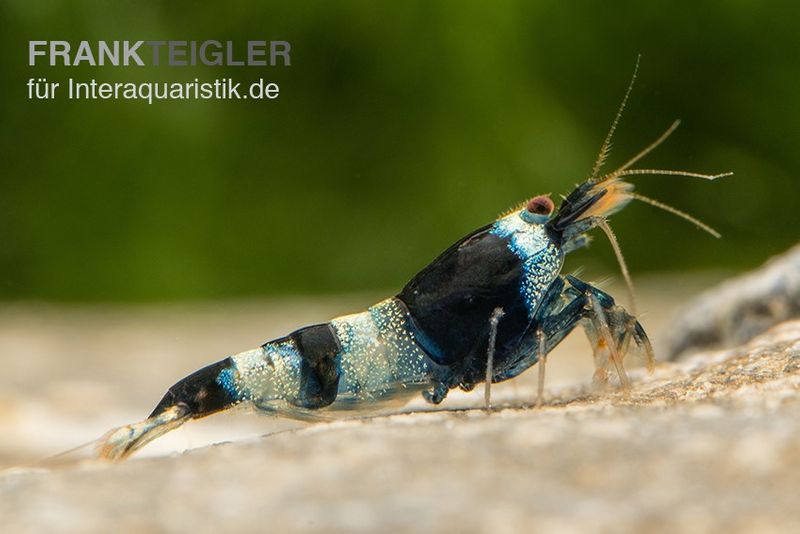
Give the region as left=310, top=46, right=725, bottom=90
left=631, top=192, right=721, bottom=238
left=609, top=169, right=733, bottom=181
left=613, top=119, right=681, bottom=173
left=590, top=55, right=641, bottom=182
left=9, top=439, right=99, bottom=470
left=596, top=219, right=637, bottom=315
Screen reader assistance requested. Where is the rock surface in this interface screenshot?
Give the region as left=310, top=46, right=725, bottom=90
left=2, top=316, right=799, bottom=533
left=665, top=244, right=800, bottom=360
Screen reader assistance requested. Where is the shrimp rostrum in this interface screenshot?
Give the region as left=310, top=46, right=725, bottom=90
left=97, top=65, right=730, bottom=460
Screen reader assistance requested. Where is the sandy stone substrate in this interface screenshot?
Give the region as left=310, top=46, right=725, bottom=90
left=1, top=319, right=798, bottom=533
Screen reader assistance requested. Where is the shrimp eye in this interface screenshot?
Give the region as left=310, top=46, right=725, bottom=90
left=521, top=194, right=554, bottom=224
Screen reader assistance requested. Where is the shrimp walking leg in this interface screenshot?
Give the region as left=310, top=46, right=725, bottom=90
left=491, top=275, right=652, bottom=399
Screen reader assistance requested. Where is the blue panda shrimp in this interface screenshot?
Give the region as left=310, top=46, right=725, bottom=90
left=96, top=60, right=730, bottom=461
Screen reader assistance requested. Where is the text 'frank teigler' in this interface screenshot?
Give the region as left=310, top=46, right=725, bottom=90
left=29, top=40, right=291, bottom=67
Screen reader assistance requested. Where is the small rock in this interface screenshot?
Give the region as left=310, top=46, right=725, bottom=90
left=664, top=244, right=800, bottom=359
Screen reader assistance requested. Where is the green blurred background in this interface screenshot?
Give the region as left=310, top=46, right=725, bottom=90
left=1, top=0, right=798, bottom=302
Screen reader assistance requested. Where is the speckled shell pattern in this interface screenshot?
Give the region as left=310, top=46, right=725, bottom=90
left=217, top=212, right=564, bottom=413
